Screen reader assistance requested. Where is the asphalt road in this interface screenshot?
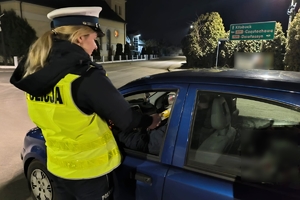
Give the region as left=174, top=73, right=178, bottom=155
left=0, top=56, right=185, bottom=200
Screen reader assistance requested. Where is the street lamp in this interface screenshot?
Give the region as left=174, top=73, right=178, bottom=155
left=287, top=0, right=297, bottom=29
left=215, top=38, right=228, bottom=68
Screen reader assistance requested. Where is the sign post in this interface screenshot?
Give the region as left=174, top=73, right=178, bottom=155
left=215, top=38, right=229, bottom=67
left=229, top=21, right=276, bottom=41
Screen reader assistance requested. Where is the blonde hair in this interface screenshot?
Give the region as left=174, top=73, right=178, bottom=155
left=23, top=25, right=95, bottom=77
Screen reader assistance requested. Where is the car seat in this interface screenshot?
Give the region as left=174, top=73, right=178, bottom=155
left=224, top=96, right=239, bottom=126
left=196, top=96, right=236, bottom=153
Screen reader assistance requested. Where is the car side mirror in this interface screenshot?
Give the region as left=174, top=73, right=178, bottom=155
left=167, top=94, right=176, bottom=105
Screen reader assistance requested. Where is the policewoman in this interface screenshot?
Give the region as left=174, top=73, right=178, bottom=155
left=10, top=6, right=161, bottom=200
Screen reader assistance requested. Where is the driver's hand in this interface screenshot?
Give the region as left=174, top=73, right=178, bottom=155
left=148, top=113, right=162, bottom=130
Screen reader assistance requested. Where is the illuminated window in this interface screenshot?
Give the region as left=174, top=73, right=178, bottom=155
left=114, top=30, right=119, bottom=38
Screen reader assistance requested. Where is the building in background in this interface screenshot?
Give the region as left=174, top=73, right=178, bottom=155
left=0, top=0, right=126, bottom=59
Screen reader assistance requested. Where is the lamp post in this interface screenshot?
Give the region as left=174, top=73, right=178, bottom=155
left=287, top=0, right=297, bottom=29
left=215, top=38, right=228, bottom=68
left=0, top=13, right=6, bottom=65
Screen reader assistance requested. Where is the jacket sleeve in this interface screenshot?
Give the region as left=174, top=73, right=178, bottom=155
left=148, top=124, right=167, bottom=155
left=117, top=128, right=149, bottom=152
left=116, top=124, right=167, bottom=154
left=73, top=67, right=153, bottom=132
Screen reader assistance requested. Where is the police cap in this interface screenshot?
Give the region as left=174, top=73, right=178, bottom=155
left=47, top=7, right=105, bottom=37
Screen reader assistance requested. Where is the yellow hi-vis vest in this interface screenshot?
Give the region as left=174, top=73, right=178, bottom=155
left=26, top=74, right=121, bottom=179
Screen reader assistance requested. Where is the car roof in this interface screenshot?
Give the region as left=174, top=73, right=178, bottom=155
left=119, top=68, right=300, bottom=93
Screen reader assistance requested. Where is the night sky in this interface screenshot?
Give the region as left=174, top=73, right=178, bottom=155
left=126, top=0, right=294, bottom=45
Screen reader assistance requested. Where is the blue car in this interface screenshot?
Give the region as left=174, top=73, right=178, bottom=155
left=21, top=69, right=300, bottom=200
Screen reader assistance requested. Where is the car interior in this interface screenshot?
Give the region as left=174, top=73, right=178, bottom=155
left=126, top=91, right=175, bottom=125
left=109, top=91, right=176, bottom=155
left=189, top=93, right=300, bottom=189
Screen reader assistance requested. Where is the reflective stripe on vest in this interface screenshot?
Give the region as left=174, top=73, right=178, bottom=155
left=26, top=73, right=121, bottom=179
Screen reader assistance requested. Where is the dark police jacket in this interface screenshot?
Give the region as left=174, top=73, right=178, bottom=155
left=10, top=39, right=152, bottom=133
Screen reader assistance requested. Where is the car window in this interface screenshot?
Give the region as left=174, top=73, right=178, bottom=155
left=124, top=92, right=155, bottom=102
left=186, top=91, right=300, bottom=190
left=111, top=90, right=177, bottom=156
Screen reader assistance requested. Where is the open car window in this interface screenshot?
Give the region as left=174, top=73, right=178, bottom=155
left=112, top=90, right=177, bottom=156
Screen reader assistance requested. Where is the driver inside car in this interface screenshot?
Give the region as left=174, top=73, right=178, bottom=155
left=109, top=108, right=170, bottom=155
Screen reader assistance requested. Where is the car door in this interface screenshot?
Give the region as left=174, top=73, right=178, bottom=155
left=163, top=83, right=300, bottom=200
left=113, top=83, right=189, bottom=200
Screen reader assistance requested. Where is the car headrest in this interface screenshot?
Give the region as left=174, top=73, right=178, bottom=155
left=211, top=96, right=231, bottom=130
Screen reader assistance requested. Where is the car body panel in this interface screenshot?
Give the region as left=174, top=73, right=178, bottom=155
left=22, top=128, right=46, bottom=174
left=113, top=156, right=170, bottom=200
left=163, top=167, right=234, bottom=200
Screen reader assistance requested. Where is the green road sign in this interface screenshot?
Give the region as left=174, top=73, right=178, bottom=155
left=229, top=21, right=276, bottom=41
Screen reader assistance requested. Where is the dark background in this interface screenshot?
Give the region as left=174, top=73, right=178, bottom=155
left=126, top=0, right=294, bottom=45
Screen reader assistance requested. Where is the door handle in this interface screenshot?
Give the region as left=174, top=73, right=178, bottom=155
left=134, top=172, right=152, bottom=185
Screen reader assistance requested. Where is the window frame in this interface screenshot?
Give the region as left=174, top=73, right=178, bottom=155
left=119, top=88, right=180, bottom=162
left=117, top=82, right=189, bottom=165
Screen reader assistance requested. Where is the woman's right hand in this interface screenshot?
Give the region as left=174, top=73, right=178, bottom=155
left=148, top=113, right=162, bottom=130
